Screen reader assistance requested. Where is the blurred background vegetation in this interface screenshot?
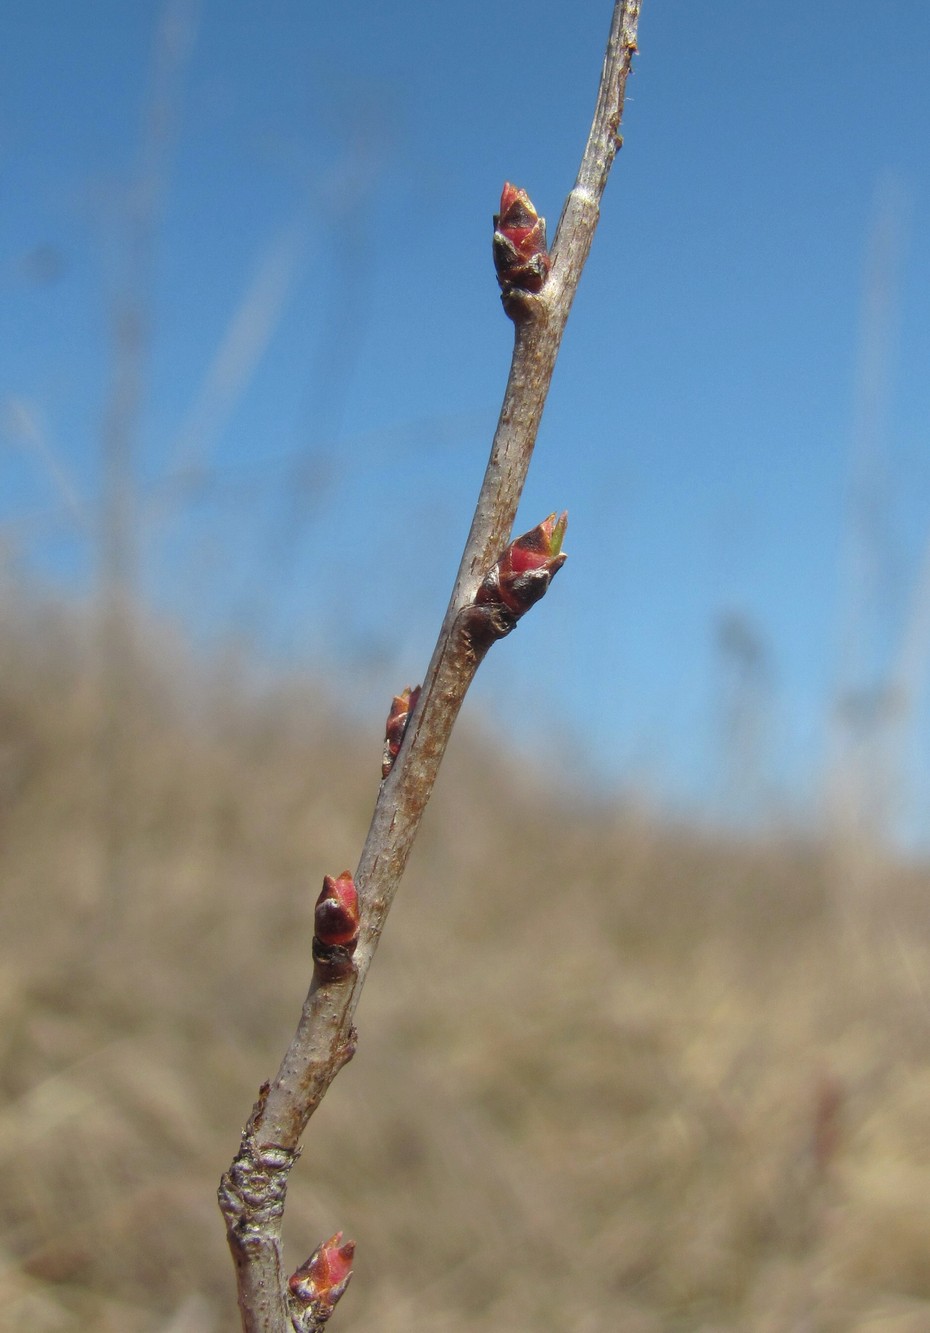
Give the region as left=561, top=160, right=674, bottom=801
left=2, top=590, right=930, bottom=1331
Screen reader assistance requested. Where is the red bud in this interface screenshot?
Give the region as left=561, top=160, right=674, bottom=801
left=382, top=684, right=421, bottom=778
left=314, top=872, right=359, bottom=949
left=493, top=182, right=550, bottom=297
left=476, top=512, right=567, bottom=617
left=289, top=1231, right=355, bottom=1319
left=506, top=510, right=567, bottom=572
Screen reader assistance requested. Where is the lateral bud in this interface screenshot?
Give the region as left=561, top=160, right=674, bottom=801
left=476, top=511, right=567, bottom=619
left=382, top=684, right=421, bottom=778
left=459, top=512, right=567, bottom=658
left=313, top=872, right=360, bottom=979
left=289, top=1231, right=355, bottom=1325
left=493, top=182, right=550, bottom=305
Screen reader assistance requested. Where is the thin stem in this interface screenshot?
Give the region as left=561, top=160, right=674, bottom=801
left=219, top=3, right=642, bottom=1327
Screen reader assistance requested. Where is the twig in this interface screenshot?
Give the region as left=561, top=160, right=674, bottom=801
left=219, top=4, right=642, bottom=1329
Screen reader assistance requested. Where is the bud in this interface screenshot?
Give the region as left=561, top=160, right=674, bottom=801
left=382, top=684, right=421, bottom=778
left=476, top=511, right=567, bottom=618
left=289, top=1231, right=355, bottom=1322
left=313, top=872, right=360, bottom=980
left=314, top=872, right=359, bottom=948
left=493, top=182, right=550, bottom=297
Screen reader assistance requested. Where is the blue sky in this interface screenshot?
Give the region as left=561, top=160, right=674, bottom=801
left=2, top=1, right=929, bottom=841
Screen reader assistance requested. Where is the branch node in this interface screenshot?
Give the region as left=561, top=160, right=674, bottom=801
left=500, top=287, right=549, bottom=324
left=218, top=1128, right=298, bottom=1235
left=311, top=940, right=358, bottom=983
left=457, top=602, right=517, bottom=662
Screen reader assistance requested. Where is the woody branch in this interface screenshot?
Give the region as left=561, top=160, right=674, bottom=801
left=219, top=4, right=642, bottom=1329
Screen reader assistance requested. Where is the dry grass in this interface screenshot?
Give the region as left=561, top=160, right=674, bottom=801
left=2, top=593, right=930, bottom=1332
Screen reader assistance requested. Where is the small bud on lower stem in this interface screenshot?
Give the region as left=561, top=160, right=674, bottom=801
left=289, top=1231, right=355, bottom=1323
left=382, top=685, right=422, bottom=778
